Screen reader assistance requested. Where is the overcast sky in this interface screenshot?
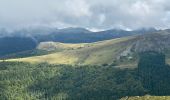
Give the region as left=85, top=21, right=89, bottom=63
left=0, top=0, right=170, bottom=30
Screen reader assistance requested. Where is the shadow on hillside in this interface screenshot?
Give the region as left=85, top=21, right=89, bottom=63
left=28, top=51, right=170, bottom=100
left=137, top=51, right=170, bottom=95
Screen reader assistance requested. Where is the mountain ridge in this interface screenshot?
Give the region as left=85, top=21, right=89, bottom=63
left=4, top=29, right=170, bottom=67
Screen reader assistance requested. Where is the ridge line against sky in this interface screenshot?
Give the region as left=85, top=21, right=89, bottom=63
left=0, top=0, right=170, bottom=30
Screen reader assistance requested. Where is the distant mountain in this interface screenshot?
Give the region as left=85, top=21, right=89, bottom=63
left=35, top=27, right=158, bottom=43
left=0, top=27, right=158, bottom=43
left=0, top=27, right=158, bottom=57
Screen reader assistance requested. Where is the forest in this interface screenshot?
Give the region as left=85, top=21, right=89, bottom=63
left=0, top=51, right=170, bottom=100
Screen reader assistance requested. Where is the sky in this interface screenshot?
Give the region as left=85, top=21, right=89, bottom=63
left=0, top=0, right=170, bottom=30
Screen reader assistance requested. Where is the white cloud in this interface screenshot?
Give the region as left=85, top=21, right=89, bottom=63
left=64, top=0, right=92, bottom=17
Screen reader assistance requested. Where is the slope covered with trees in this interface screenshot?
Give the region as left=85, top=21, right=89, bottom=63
left=0, top=51, right=170, bottom=100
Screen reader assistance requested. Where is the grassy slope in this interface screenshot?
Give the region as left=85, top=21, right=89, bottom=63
left=5, top=36, right=137, bottom=65
left=37, top=41, right=90, bottom=51
left=121, top=96, right=170, bottom=100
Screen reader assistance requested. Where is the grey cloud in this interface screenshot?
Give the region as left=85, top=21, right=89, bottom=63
left=0, top=0, right=170, bottom=30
